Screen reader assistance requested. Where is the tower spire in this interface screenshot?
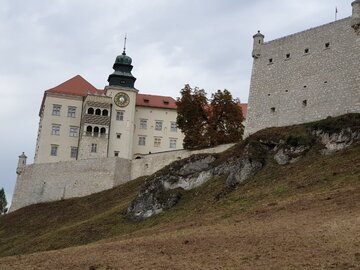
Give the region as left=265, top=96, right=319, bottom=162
left=123, top=34, right=127, bottom=55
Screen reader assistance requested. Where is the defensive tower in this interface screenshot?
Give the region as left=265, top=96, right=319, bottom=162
left=16, top=152, right=27, bottom=175
left=252, top=31, right=264, bottom=59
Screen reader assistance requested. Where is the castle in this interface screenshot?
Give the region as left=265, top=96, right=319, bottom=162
left=244, top=0, right=360, bottom=136
left=34, top=48, right=184, bottom=164
left=10, top=1, right=360, bottom=211
left=10, top=46, right=240, bottom=211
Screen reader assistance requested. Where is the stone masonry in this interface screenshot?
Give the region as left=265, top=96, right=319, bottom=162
left=245, top=1, right=360, bottom=136
left=10, top=143, right=234, bottom=212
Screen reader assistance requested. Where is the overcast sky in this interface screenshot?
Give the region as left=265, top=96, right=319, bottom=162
left=0, top=0, right=353, bottom=205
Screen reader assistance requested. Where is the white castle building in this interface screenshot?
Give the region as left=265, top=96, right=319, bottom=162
left=11, top=48, right=246, bottom=212
left=34, top=49, right=184, bottom=164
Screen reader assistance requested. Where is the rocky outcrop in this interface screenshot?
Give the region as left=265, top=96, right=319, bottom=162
left=126, top=152, right=264, bottom=220
left=313, top=128, right=360, bottom=155
left=273, top=146, right=309, bottom=165
left=126, top=155, right=218, bottom=220
left=126, top=114, right=360, bottom=220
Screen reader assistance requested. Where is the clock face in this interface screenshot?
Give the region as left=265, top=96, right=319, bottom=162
left=114, top=92, right=130, bottom=107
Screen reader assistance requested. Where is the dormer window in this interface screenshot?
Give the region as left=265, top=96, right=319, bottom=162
left=163, top=100, right=169, bottom=105
left=144, top=99, right=149, bottom=103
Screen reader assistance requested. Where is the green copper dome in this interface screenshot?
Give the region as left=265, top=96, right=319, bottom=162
left=115, top=51, right=132, bottom=65
left=108, top=50, right=136, bottom=88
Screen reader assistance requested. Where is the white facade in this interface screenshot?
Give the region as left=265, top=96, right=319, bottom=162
left=34, top=76, right=184, bottom=164
left=35, top=93, right=83, bottom=164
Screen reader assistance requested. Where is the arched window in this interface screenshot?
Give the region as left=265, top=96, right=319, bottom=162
left=87, top=107, right=94, bottom=114
left=100, top=127, right=106, bottom=134
left=102, top=109, right=108, bottom=116
left=93, top=126, right=99, bottom=136
left=95, top=109, right=101, bottom=115
left=86, top=126, right=92, bottom=135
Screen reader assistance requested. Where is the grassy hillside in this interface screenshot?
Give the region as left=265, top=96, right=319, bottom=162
left=0, top=114, right=359, bottom=269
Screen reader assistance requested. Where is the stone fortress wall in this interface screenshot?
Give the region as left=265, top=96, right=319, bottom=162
left=10, top=143, right=234, bottom=212
left=245, top=5, right=360, bottom=136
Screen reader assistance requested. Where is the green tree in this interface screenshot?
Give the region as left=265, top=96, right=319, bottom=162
left=0, top=188, right=8, bottom=215
left=207, top=89, right=244, bottom=146
left=176, top=84, right=209, bottom=149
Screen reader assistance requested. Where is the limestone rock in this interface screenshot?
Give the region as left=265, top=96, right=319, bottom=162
left=273, top=146, right=309, bottom=165
left=177, top=156, right=215, bottom=176
left=126, top=177, right=181, bottom=220
left=225, top=159, right=263, bottom=187
left=126, top=154, right=217, bottom=220
left=314, top=128, right=360, bottom=155
left=274, top=149, right=291, bottom=165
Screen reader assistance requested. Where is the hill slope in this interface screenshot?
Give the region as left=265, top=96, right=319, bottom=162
left=0, top=114, right=359, bottom=269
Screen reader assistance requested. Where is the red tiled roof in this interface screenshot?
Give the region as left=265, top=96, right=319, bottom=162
left=239, top=103, right=248, bottom=119
left=46, top=75, right=100, bottom=96
left=42, top=75, right=246, bottom=116
left=136, top=93, right=177, bottom=109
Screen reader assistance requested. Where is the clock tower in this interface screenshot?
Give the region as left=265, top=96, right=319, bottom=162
left=106, top=47, right=138, bottom=160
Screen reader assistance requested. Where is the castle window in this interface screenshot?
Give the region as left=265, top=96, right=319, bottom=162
left=155, top=120, right=163, bottom=131
left=271, top=107, right=276, bottom=113
left=51, top=124, right=60, bottom=135
left=91, top=144, right=97, bottom=153
left=102, top=109, right=109, bottom=116
left=116, top=133, right=121, bottom=139
left=70, top=147, right=77, bottom=158
left=304, top=48, right=309, bottom=54
left=303, top=85, right=307, bottom=88
left=138, top=136, right=146, bottom=146
left=116, top=110, right=124, bottom=121
left=140, top=119, right=148, bottom=129
left=285, top=90, right=289, bottom=93
left=286, top=53, right=291, bottom=59
left=50, top=145, right=58, bottom=156
left=95, top=109, right=101, bottom=115
left=325, top=42, right=330, bottom=48
left=87, top=107, right=94, bottom=114
left=67, top=106, right=76, bottom=118
left=100, top=127, right=106, bottom=136
left=93, top=126, right=99, bottom=136
left=114, top=151, right=119, bottom=157
left=170, top=138, right=177, bottom=149
left=86, top=126, right=93, bottom=135
left=268, top=58, right=273, bottom=64
left=52, top=105, right=61, bottom=116
left=324, top=81, right=328, bottom=84
left=268, top=94, right=271, bottom=96
left=302, top=100, right=307, bottom=107
left=170, top=121, right=177, bottom=132
left=69, top=126, right=79, bottom=137
left=154, top=137, right=161, bottom=147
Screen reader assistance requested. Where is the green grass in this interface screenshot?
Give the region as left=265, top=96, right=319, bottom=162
left=0, top=114, right=359, bottom=258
